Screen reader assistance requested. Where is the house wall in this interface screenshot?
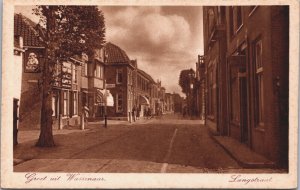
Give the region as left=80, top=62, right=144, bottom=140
left=19, top=48, right=44, bottom=129
left=13, top=50, right=24, bottom=131
left=224, top=6, right=289, bottom=166
left=105, top=65, right=129, bottom=120
left=13, top=52, right=23, bottom=102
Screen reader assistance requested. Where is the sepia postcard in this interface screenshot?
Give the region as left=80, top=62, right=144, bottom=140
left=1, top=0, right=299, bottom=189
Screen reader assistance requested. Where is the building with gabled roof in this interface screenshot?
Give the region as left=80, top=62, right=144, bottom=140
left=102, top=42, right=135, bottom=120
left=14, top=13, right=87, bottom=131
left=14, top=13, right=45, bottom=48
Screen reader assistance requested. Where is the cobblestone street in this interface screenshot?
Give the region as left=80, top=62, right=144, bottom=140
left=14, top=114, right=283, bottom=173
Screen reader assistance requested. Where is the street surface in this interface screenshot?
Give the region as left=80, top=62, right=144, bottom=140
left=14, top=114, right=281, bottom=173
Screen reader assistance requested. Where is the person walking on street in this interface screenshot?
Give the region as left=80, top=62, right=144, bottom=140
left=137, top=107, right=140, bottom=120
left=147, top=107, right=152, bottom=119
left=144, top=108, right=147, bottom=119
left=132, top=105, right=136, bottom=122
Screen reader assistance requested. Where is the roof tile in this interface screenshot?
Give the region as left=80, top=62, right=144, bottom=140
left=14, top=13, right=44, bottom=47
left=103, top=42, right=131, bottom=64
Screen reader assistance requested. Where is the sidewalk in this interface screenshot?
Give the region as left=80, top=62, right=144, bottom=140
left=212, top=136, right=277, bottom=169
left=89, top=118, right=153, bottom=126
left=17, top=128, right=90, bottom=144
left=13, top=124, right=133, bottom=166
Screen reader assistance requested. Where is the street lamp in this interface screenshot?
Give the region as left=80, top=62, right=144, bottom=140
left=188, top=69, right=195, bottom=119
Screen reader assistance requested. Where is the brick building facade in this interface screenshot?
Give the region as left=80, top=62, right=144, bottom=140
left=103, top=42, right=135, bottom=120
left=15, top=13, right=86, bottom=129
left=14, top=14, right=45, bottom=129
left=203, top=6, right=289, bottom=167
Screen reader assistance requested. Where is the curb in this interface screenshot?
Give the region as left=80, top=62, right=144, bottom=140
left=210, top=135, right=277, bottom=169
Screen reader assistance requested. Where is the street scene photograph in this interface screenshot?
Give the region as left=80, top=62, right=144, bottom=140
left=11, top=5, right=289, bottom=175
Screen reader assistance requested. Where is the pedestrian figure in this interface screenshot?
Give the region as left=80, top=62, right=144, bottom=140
left=137, top=107, right=140, bottom=120
left=183, top=106, right=186, bottom=118
left=147, top=107, right=152, bottom=119
left=144, top=108, right=147, bottom=119
left=132, top=105, right=136, bottom=122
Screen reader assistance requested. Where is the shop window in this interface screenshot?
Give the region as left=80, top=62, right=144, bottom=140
left=254, top=39, right=264, bottom=127
left=116, top=93, right=123, bottom=113
left=116, top=69, right=123, bottom=84
left=63, top=91, right=69, bottom=116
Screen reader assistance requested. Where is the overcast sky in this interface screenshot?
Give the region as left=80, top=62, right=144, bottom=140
left=15, top=6, right=204, bottom=96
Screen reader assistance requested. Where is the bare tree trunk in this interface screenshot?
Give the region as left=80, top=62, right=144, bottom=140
left=36, top=56, right=55, bottom=147
left=36, top=7, right=55, bottom=147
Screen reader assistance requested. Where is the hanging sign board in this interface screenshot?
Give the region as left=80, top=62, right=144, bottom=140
left=106, top=84, right=116, bottom=88
left=24, top=51, right=41, bottom=73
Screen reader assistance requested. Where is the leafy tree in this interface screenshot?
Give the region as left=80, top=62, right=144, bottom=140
left=33, top=6, right=106, bottom=147
left=178, top=68, right=195, bottom=95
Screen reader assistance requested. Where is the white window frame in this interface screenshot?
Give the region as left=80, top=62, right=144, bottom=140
left=63, top=90, right=69, bottom=117
left=254, top=39, right=264, bottom=127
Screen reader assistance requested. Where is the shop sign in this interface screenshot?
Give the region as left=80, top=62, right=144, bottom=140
left=24, top=51, right=41, bottom=73
left=106, top=84, right=116, bottom=88
left=61, top=72, right=72, bottom=89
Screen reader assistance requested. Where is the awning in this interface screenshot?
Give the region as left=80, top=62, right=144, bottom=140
left=96, top=89, right=114, bottom=107
left=139, top=95, right=150, bottom=105
left=106, top=90, right=114, bottom=107
left=96, top=89, right=104, bottom=105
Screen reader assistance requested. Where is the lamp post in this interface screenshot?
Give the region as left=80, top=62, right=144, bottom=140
left=188, top=69, right=195, bottom=119
left=190, top=82, right=194, bottom=119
